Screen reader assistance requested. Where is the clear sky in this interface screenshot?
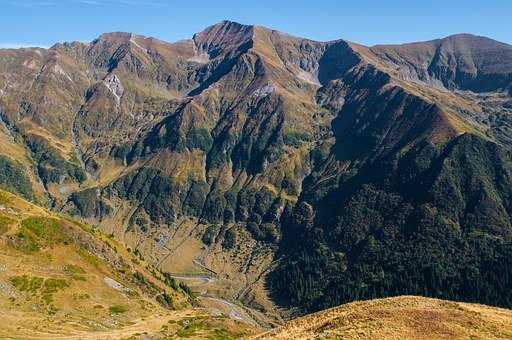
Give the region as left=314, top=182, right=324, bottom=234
left=1, top=0, right=511, bottom=48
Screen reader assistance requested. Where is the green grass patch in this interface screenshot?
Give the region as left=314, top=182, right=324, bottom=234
left=174, top=316, right=210, bottom=337
left=16, top=217, right=68, bottom=252
left=207, top=328, right=239, bottom=340
left=0, top=191, right=12, bottom=204
left=77, top=248, right=100, bottom=268
left=63, top=264, right=86, bottom=280
left=109, top=304, right=128, bottom=315
left=42, top=278, right=69, bottom=295
left=176, top=320, right=205, bottom=338
left=47, top=304, right=59, bottom=315
left=63, top=264, right=86, bottom=274
left=72, top=292, right=90, bottom=300
left=10, top=275, right=44, bottom=293
left=10, top=275, right=69, bottom=306
left=0, top=214, right=15, bottom=235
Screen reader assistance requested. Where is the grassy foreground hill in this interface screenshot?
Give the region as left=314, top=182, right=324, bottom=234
left=0, top=189, right=255, bottom=339
left=255, top=296, right=512, bottom=340
left=1, top=187, right=511, bottom=338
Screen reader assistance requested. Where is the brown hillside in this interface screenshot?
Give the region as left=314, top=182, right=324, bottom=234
left=255, top=296, right=512, bottom=340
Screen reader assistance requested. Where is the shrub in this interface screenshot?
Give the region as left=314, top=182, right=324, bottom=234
left=109, top=305, right=128, bottom=315
left=222, top=228, right=237, bottom=250
left=201, top=225, right=217, bottom=245
left=260, top=223, right=280, bottom=243
left=156, top=291, right=175, bottom=309
left=179, top=282, right=195, bottom=301
left=186, top=128, right=213, bottom=152
left=162, top=272, right=180, bottom=291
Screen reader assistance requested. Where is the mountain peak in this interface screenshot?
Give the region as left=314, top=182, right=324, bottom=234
left=441, top=32, right=508, bottom=43
left=3, top=20, right=512, bottom=337
left=195, top=20, right=253, bottom=38
left=95, top=31, right=134, bottom=43
left=193, top=20, right=254, bottom=56
left=444, top=32, right=479, bottom=39
left=438, top=32, right=512, bottom=49
left=210, top=19, right=250, bottom=29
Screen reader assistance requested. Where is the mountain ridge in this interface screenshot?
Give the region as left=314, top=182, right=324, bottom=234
left=1, top=20, right=512, bottom=324
left=7, top=21, right=506, bottom=53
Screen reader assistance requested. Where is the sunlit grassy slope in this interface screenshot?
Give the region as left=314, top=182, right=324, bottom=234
left=0, top=189, right=255, bottom=339
left=256, top=296, right=512, bottom=340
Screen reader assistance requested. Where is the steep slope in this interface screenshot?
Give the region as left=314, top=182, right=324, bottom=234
left=0, top=189, right=255, bottom=338
left=256, top=296, right=512, bottom=339
left=269, top=34, right=512, bottom=315
left=271, top=133, right=512, bottom=312
left=1, top=21, right=512, bottom=321
left=0, top=47, right=88, bottom=201
left=371, top=34, right=512, bottom=92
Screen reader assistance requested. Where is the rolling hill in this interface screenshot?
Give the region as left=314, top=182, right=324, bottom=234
left=256, top=296, right=512, bottom=339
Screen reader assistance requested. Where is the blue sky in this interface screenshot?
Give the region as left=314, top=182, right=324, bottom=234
left=1, top=0, right=510, bottom=48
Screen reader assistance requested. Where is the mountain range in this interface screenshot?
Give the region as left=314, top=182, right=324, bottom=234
left=1, top=20, right=512, bottom=330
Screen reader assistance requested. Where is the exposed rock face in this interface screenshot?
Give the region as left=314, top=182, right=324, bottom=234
left=103, top=73, right=124, bottom=105
left=1, top=21, right=512, bottom=318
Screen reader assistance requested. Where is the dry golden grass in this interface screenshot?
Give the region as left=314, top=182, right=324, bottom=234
left=255, top=296, right=512, bottom=340
left=0, top=189, right=169, bottom=338
left=21, top=121, right=74, bottom=157
left=0, top=128, right=29, bottom=163
left=0, top=189, right=258, bottom=339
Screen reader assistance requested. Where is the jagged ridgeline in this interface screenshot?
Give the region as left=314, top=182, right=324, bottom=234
left=1, top=20, right=512, bottom=317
